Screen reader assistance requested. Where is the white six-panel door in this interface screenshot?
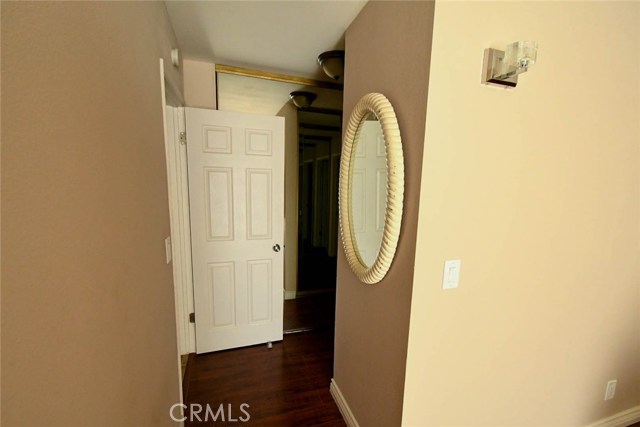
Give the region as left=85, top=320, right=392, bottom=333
left=186, top=107, right=284, bottom=354
left=352, top=120, right=388, bottom=267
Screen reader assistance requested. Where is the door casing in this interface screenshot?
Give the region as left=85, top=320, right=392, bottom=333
left=164, top=106, right=197, bottom=355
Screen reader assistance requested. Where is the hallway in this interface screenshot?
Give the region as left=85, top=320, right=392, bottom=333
left=182, top=293, right=344, bottom=427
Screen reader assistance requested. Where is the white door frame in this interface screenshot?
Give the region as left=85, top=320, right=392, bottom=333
left=159, top=58, right=190, bottom=426
left=164, top=105, right=197, bottom=355
left=160, top=61, right=196, bottom=357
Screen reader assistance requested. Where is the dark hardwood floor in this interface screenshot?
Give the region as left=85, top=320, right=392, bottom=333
left=297, top=245, right=337, bottom=293
left=183, top=296, right=344, bottom=427
left=284, top=291, right=336, bottom=332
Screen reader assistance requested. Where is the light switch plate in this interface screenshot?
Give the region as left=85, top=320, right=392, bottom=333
left=604, top=379, right=617, bottom=400
left=442, top=259, right=461, bottom=289
left=165, top=236, right=172, bottom=264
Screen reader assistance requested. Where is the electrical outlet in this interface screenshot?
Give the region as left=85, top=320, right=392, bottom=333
left=604, top=379, right=617, bottom=401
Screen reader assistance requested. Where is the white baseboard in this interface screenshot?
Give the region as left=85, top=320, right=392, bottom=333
left=283, top=290, right=296, bottom=300
left=329, top=383, right=638, bottom=427
left=586, top=405, right=640, bottom=427
left=330, top=379, right=360, bottom=427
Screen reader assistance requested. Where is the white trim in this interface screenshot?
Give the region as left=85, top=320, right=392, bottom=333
left=165, top=106, right=196, bottom=355
left=176, top=107, right=196, bottom=353
left=159, top=58, right=185, bottom=427
left=330, top=379, right=360, bottom=427
left=585, top=405, right=640, bottom=427
left=284, top=290, right=297, bottom=300
left=327, top=393, right=640, bottom=427
left=164, top=106, right=184, bottom=350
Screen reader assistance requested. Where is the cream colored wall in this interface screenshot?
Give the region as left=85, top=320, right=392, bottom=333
left=403, top=2, right=640, bottom=426
left=1, top=2, right=183, bottom=426
left=183, top=59, right=216, bottom=109
left=334, top=2, right=435, bottom=426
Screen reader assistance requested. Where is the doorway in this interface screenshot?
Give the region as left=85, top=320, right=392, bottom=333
left=168, top=67, right=344, bottom=354
left=286, top=107, right=342, bottom=333
left=297, top=137, right=337, bottom=292
left=213, top=67, right=343, bottom=333
left=163, top=65, right=347, bottom=424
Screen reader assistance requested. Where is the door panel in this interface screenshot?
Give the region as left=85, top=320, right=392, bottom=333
left=352, top=121, right=388, bottom=268
left=186, top=107, right=284, bottom=354
left=205, top=167, right=234, bottom=240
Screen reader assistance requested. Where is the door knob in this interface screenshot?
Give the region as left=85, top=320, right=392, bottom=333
left=272, top=244, right=281, bottom=252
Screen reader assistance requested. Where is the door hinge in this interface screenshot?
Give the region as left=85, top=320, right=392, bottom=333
left=179, top=131, right=187, bottom=145
left=189, top=312, right=195, bottom=323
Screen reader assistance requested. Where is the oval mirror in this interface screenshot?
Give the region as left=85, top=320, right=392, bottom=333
left=339, top=93, right=404, bottom=284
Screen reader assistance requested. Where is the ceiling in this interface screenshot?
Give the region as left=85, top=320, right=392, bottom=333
left=164, top=0, right=367, bottom=81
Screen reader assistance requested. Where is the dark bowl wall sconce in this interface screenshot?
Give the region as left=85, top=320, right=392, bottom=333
left=317, top=50, right=345, bottom=81
left=289, top=91, right=317, bottom=109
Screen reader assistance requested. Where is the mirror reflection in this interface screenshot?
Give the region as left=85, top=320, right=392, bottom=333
left=350, top=114, right=387, bottom=267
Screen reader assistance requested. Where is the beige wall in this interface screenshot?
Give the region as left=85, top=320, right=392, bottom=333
left=333, top=2, right=435, bottom=426
left=183, top=59, right=216, bottom=109
left=403, top=2, right=640, bottom=426
left=1, top=2, right=183, bottom=426
left=277, top=103, right=300, bottom=296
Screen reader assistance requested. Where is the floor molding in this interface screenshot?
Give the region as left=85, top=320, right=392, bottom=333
left=284, top=290, right=297, bottom=300
left=586, top=405, right=640, bottom=427
left=330, top=379, right=360, bottom=427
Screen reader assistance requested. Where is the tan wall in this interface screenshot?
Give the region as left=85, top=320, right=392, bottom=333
left=277, top=103, right=300, bottom=296
left=333, top=2, right=435, bottom=426
left=403, top=2, right=640, bottom=426
left=1, top=2, right=183, bottom=426
left=183, top=59, right=216, bottom=109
